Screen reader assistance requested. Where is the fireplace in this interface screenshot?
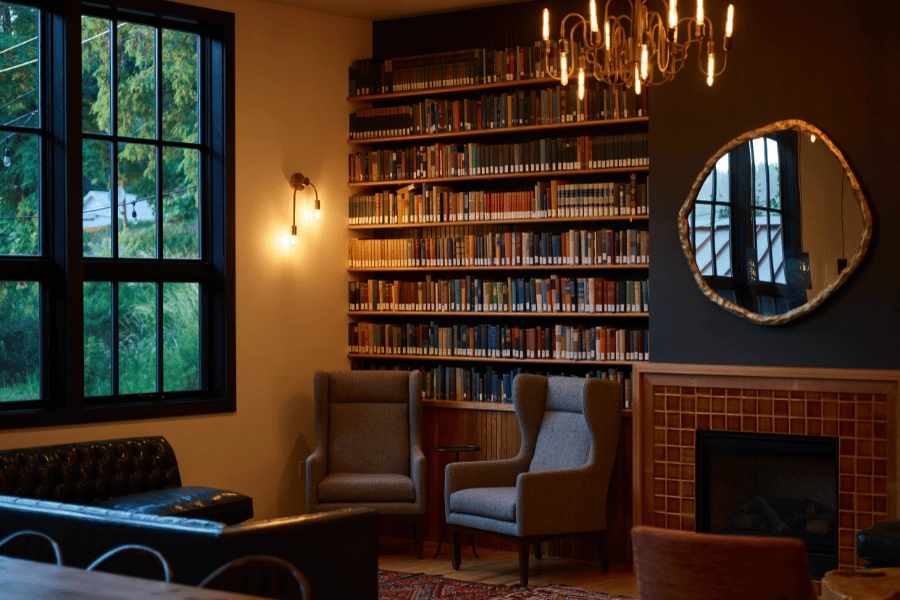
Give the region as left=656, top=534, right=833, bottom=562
left=696, top=430, right=838, bottom=578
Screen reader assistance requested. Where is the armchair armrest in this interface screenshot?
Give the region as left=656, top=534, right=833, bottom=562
left=445, top=457, right=527, bottom=517
left=516, top=467, right=606, bottom=536
left=305, top=449, right=327, bottom=511
left=411, top=447, right=426, bottom=511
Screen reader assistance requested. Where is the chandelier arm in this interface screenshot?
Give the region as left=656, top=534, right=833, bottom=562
left=714, top=50, right=729, bottom=76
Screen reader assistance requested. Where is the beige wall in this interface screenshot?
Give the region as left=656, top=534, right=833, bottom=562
left=0, top=0, right=370, bottom=520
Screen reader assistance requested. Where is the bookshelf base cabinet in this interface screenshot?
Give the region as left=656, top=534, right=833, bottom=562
left=381, top=401, right=634, bottom=568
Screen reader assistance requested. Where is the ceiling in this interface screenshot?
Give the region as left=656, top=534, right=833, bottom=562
left=262, top=0, right=526, bottom=22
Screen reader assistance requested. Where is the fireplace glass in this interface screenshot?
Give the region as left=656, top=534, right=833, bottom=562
left=696, top=430, right=838, bottom=579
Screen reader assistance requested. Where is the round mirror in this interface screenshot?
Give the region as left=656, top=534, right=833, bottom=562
left=678, top=120, right=872, bottom=325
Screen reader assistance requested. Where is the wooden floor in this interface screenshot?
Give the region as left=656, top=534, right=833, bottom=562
left=378, top=537, right=640, bottom=598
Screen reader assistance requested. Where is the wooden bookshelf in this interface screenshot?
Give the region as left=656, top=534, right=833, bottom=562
left=348, top=311, right=649, bottom=318
left=347, top=353, right=643, bottom=367
left=348, top=76, right=576, bottom=102
left=348, top=264, right=648, bottom=273
left=423, top=397, right=634, bottom=417
left=348, top=214, right=648, bottom=230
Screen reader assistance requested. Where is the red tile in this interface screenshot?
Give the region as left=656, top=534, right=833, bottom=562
left=711, top=415, right=726, bottom=430
left=840, top=438, right=855, bottom=456
left=655, top=428, right=667, bottom=444
left=840, top=421, right=856, bottom=437
left=774, top=400, right=789, bottom=416
left=857, top=403, right=873, bottom=420
left=654, top=462, right=666, bottom=477
left=681, top=414, right=695, bottom=429
left=726, top=388, right=742, bottom=398
left=857, top=439, right=873, bottom=457
left=839, top=475, right=854, bottom=492
left=806, top=401, right=822, bottom=417
left=839, top=456, right=856, bottom=474
left=874, top=496, right=887, bottom=513
left=840, top=530, right=855, bottom=548
left=758, top=389, right=774, bottom=399
left=726, top=398, right=740, bottom=414
left=682, top=447, right=695, bottom=464
left=857, top=422, right=873, bottom=440
left=774, top=418, right=789, bottom=434
left=790, top=419, right=805, bottom=435
left=874, top=394, right=887, bottom=403
left=839, top=548, right=856, bottom=566
left=823, top=420, right=839, bottom=436
left=682, top=515, right=696, bottom=531
left=874, top=440, right=887, bottom=460
left=667, top=514, right=680, bottom=529
left=654, top=496, right=666, bottom=511
left=681, top=464, right=695, bottom=481
left=742, top=416, right=758, bottom=432
left=682, top=396, right=695, bottom=412
left=653, top=411, right=666, bottom=426
left=667, top=447, right=681, bottom=462
left=839, top=392, right=855, bottom=403
left=874, top=478, right=887, bottom=495
left=654, top=513, right=667, bottom=527
left=667, top=480, right=679, bottom=496
left=774, top=390, right=789, bottom=398
left=655, top=479, right=666, bottom=494
left=682, top=481, right=695, bottom=498
left=790, top=402, right=805, bottom=417
left=839, top=403, right=855, bottom=419
left=790, top=390, right=806, bottom=399
left=856, top=495, right=873, bottom=512
left=697, top=414, right=710, bottom=430
left=682, top=430, right=695, bottom=446
left=840, top=513, right=855, bottom=529
left=712, top=397, right=725, bottom=414
left=667, top=429, right=680, bottom=445
left=856, top=476, right=872, bottom=494
left=823, top=402, right=838, bottom=418
left=696, top=396, right=711, bottom=412
left=654, top=446, right=666, bottom=460
left=807, top=391, right=822, bottom=400
left=682, top=498, right=695, bottom=514
left=823, top=392, right=839, bottom=400
left=667, top=497, right=680, bottom=513
left=711, top=388, right=726, bottom=397
left=839, top=493, right=854, bottom=510
left=667, top=464, right=680, bottom=479
left=758, top=417, right=773, bottom=433
left=742, top=398, right=757, bottom=414
left=727, top=416, right=741, bottom=431
left=680, top=386, right=696, bottom=395
left=667, top=413, right=680, bottom=428
left=874, top=403, right=887, bottom=421
left=808, top=420, right=822, bottom=436
left=758, top=398, right=773, bottom=415
left=666, top=396, right=680, bottom=411
left=874, top=459, right=887, bottom=476
left=874, top=422, right=887, bottom=440
left=857, top=458, right=873, bottom=475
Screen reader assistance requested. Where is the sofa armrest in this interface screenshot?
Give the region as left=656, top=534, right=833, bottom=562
left=516, top=467, right=604, bottom=536
left=96, top=486, right=253, bottom=525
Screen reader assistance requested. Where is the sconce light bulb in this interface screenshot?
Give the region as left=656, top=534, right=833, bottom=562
left=725, top=4, right=734, bottom=37
left=604, top=21, right=611, bottom=52
left=290, top=235, right=298, bottom=247
left=640, top=43, right=649, bottom=80
left=314, top=198, right=322, bottom=220
left=578, top=67, right=585, bottom=100
left=668, top=0, right=678, bottom=28
left=634, top=64, right=642, bottom=95
left=589, top=0, right=599, bottom=33
left=542, top=8, right=550, bottom=41
left=696, top=0, right=704, bottom=27
left=560, top=51, right=568, bottom=86
left=707, top=52, right=715, bottom=86
left=3, top=147, right=10, bottom=168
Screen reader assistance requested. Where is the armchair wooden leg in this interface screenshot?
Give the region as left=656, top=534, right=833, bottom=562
left=593, top=531, right=610, bottom=573
left=517, top=539, right=530, bottom=586
left=534, top=542, right=542, bottom=560
left=412, top=516, right=424, bottom=560
left=451, top=531, right=461, bottom=570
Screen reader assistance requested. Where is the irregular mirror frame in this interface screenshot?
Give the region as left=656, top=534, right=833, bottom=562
left=678, top=119, right=873, bottom=325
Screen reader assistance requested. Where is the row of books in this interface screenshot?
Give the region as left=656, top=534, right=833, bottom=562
left=349, top=276, right=649, bottom=314
left=347, top=228, right=650, bottom=268
left=348, top=176, right=648, bottom=225
left=348, top=82, right=644, bottom=139
left=349, top=45, right=550, bottom=96
left=348, top=321, right=649, bottom=362
left=350, top=364, right=634, bottom=408
left=348, top=134, right=649, bottom=183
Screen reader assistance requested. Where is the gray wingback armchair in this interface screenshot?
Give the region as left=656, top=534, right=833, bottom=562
left=306, top=370, right=426, bottom=558
left=444, top=374, right=622, bottom=585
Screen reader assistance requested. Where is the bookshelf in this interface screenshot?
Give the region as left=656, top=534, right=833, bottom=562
left=346, top=47, right=649, bottom=409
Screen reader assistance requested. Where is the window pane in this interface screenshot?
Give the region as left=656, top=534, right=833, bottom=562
left=118, top=142, right=157, bottom=258
left=0, top=132, right=39, bottom=255
left=82, top=139, right=112, bottom=256
left=715, top=155, right=730, bottom=205
left=162, top=29, right=199, bottom=143
left=82, top=16, right=111, bottom=135
left=84, top=281, right=112, bottom=396
left=751, top=138, right=767, bottom=207
left=118, top=282, right=156, bottom=394
left=163, top=147, right=199, bottom=258
left=0, top=3, right=39, bottom=128
left=117, top=22, right=156, bottom=139
left=163, top=282, right=199, bottom=391
left=766, top=138, right=780, bottom=209
left=713, top=205, right=732, bottom=277
left=0, top=280, right=39, bottom=401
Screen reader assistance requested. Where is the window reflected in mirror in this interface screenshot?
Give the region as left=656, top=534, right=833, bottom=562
left=679, top=120, right=872, bottom=325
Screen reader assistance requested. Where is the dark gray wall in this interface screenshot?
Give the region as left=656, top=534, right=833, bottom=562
left=649, top=0, right=900, bottom=368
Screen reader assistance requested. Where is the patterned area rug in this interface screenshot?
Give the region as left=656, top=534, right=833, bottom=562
left=378, top=570, right=636, bottom=600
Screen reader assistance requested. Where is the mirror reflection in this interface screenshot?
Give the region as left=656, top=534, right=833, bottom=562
left=679, top=120, right=872, bottom=325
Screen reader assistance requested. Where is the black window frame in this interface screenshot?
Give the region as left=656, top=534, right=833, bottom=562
left=0, top=0, right=234, bottom=429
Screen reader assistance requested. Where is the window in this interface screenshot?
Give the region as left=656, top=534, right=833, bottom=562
left=688, top=132, right=802, bottom=315
left=0, top=0, right=234, bottom=428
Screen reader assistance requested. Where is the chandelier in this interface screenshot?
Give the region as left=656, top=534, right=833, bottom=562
left=541, top=0, right=734, bottom=98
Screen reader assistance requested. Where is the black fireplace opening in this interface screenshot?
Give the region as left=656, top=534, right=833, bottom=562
left=696, top=430, right=838, bottom=579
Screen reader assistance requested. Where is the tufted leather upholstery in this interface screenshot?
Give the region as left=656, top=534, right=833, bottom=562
left=0, top=437, right=181, bottom=505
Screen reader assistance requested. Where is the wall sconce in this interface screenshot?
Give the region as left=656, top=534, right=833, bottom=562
left=289, top=172, right=321, bottom=246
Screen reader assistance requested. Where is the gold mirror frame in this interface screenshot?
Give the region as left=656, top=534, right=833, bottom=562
left=678, top=119, right=873, bottom=325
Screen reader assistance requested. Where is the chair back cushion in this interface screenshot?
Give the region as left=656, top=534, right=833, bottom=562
left=528, top=377, right=591, bottom=473
left=325, top=370, right=414, bottom=476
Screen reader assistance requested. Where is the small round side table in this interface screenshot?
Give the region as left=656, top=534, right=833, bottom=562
left=434, top=445, right=481, bottom=559
left=821, top=568, right=900, bottom=600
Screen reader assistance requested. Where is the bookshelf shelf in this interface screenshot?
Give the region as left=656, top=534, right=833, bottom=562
left=348, top=77, right=574, bottom=102
left=348, top=353, right=643, bottom=367
left=348, top=166, right=648, bottom=188
left=348, top=264, right=648, bottom=273
left=422, top=398, right=633, bottom=417
left=348, top=116, right=650, bottom=145
left=348, top=311, right=649, bottom=318
left=348, top=214, right=649, bottom=231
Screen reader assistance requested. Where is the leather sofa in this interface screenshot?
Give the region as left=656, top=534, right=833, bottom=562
left=0, top=495, right=378, bottom=600
left=857, top=520, right=900, bottom=568
left=0, top=436, right=252, bottom=524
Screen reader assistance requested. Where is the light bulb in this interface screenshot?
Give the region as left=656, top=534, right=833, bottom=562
left=810, top=134, right=817, bottom=143
left=725, top=4, right=734, bottom=37
left=604, top=21, right=611, bottom=52
left=640, top=44, right=649, bottom=80
left=589, top=0, right=599, bottom=33
left=542, top=8, right=550, bottom=41
left=668, top=0, right=678, bottom=28
left=2, top=147, right=9, bottom=168
left=560, top=51, right=568, bottom=86
left=635, top=64, right=642, bottom=95
left=578, top=67, right=585, bottom=100
left=707, top=52, right=715, bottom=86
left=696, top=0, right=704, bottom=27
left=290, top=234, right=298, bottom=246
left=314, top=199, right=322, bottom=220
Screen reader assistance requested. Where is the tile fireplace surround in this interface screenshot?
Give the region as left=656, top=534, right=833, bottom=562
left=633, top=363, right=900, bottom=568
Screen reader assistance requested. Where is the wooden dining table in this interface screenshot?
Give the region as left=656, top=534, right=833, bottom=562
left=0, top=555, right=268, bottom=599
